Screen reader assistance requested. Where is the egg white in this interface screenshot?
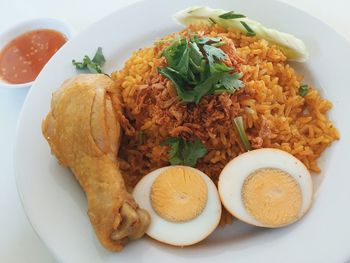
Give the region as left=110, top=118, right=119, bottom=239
left=133, top=166, right=222, bottom=246
left=218, top=148, right=313, bottom=228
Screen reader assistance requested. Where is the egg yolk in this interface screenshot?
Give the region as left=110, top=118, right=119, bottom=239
left=241, top=168, right=302, bottom=227
left=150, top=167, right=208, bottom=222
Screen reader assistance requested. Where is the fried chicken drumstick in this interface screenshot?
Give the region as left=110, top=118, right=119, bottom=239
left=42, top=74, right=150, bottom=251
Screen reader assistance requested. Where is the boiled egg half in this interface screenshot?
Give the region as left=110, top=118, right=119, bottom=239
left=218, top=148, right=313, bottom=228
left=133, top=166, right=221, bottom=246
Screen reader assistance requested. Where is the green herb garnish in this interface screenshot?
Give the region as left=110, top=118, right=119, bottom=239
left=214, top=72, right=244, bottom=94
left=212, top=41, right=226, bottom=47
left=194, top=36, right=221, bottom=45
left=219, top=11, right=246, bottom=19
left=138, top=131, right=145, bottom=145
left=158, top=33, right=244, bottom=104
left=240, top=21, right=256, bottom=37
left=233, top=116, right=251, bottom=151
left=187, top=7, right=202, bottom=14
left=299, top=84, right=308, bottom=97
left=203, top=44, right=227, bottom=69
left=72, top=47, right=106, bottom=73
left=208, top=17, right=217, bottom=25
left=161, top=137, right=207, bottom=167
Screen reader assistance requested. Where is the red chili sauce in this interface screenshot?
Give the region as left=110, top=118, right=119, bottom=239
left=0, top=29, right=67, bottom=84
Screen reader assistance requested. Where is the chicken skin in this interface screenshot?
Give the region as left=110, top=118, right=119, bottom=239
left=42, top=74, right=150, bottom=251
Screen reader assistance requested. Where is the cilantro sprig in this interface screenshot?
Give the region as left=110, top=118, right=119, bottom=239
left=158, top=33, right=244, bottom=104
left=161, top=137, right=207, bottom=167
left=72, top=47, right=106, bottom=73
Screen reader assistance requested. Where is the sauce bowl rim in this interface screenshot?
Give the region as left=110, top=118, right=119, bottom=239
left=0, top=17, right=75, bottom=89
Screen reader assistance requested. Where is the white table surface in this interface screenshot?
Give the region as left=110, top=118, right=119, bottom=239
left=0, top=0, right=349, bottom=262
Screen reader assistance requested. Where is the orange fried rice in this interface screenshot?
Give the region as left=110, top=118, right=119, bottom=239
left=111, top=24, right=339, bottom=225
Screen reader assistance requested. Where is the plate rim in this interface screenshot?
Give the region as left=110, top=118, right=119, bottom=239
left=14, top=0, right=350, bottom=262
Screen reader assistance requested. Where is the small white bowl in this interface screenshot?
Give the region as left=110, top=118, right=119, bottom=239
left=0, top=18, right=74, bottom=89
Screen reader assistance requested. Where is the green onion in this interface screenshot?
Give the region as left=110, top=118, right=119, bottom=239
left=187, top=7, right=202, bottom=14
left=208, top=17, right=216, bottom=25
left=240, top=21, right=256, bottom=36
left=138, top=131, right=145, bottom=145
left=299, top=84, right=308, bottom=97
left=219, top=11, right=246, bottom=19
left=233, top=116, right=252, bottom=151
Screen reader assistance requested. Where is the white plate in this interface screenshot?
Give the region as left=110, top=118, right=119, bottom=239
left=14, top=0, right=350, bottom=262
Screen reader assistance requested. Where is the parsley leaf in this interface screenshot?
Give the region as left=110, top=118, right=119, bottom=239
left=72, top=47, right=106, bottom=73
left=219, top=11, right=246, bottom=19
left=161, top=137, right=207, bottom=167
left=299, top=84, right=308, bottom=97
